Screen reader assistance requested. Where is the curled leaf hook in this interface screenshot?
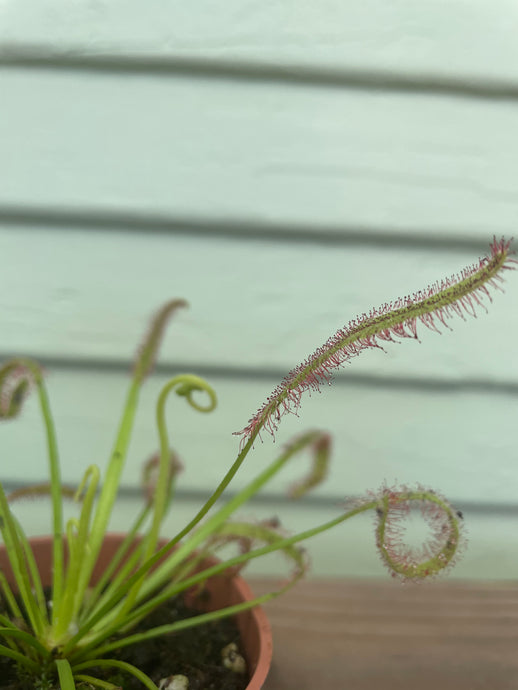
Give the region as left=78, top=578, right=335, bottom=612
left=172, top=375, right=217, bottom=413
left=372, top=485, right=464, bottom=582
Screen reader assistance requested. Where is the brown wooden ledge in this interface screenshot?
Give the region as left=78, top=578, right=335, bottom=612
left=249, top=578, right=518, bottom=690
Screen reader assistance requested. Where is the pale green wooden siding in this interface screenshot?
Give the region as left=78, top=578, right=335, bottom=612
left=0, top=2, right=517, bottom=579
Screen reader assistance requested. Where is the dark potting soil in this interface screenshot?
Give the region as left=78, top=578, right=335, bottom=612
left=0, top=591, right=249, bottom=690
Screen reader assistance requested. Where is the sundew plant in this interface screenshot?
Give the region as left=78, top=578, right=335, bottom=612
left=0, top=237, right=514, bottom=689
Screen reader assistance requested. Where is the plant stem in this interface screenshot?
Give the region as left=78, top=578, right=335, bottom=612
left=18, top=359, right=63, bottom=626
left=136, top=432, right=321, bottom=599
left=59, top=380, right=141, bottom=644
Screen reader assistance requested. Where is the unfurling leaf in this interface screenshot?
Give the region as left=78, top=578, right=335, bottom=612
left=0, top=361, right=37, bottom=420
left=288, top=432, right=331, bottom=499
left=133, top=299, right=188, bottom=383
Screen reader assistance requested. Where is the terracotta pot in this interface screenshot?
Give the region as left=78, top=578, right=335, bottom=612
left=0, top=533, right=272, bottom=689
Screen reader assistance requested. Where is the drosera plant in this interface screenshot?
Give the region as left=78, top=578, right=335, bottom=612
left=0, top=237, right=514, bottom=689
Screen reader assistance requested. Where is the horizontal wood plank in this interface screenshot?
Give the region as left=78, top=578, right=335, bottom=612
left=3, top=1, right=518, bottom=82
left=1, top=70, right=518, bottom=236
left=251, top=577, right=518, bottom=689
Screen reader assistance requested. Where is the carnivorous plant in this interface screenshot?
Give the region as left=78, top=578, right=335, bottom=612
left=0, top=237, right=514, bottom=689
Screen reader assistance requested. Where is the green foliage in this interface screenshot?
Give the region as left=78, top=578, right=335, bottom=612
left=0, top=239, right=513, bottom=688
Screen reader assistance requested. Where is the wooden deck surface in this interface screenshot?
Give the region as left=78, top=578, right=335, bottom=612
left=250, top=578, right=518, bottom=690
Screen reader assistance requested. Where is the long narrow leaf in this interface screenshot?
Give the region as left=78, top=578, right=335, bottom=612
left=0, top=627, right=50, bottom=658
left=13, top=517, right=47, bottom=623
left=235, top=237, right=515, bottom=445
left=0, top=642, right=40, bottom=672
left=85, top=505, right=150, bottom=619
left=72, top=658, right=158, bottom=690
left=93, top=592, right=278, bottom=657
left=0, top=572, right=23, bottom=620
left=75, top=381, right=140, bottom=625
left=56, top=658, right=76, bottom=690
left=75, top=674, right=123, bottom=690
left=0, top=484, right=46, bottom=635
